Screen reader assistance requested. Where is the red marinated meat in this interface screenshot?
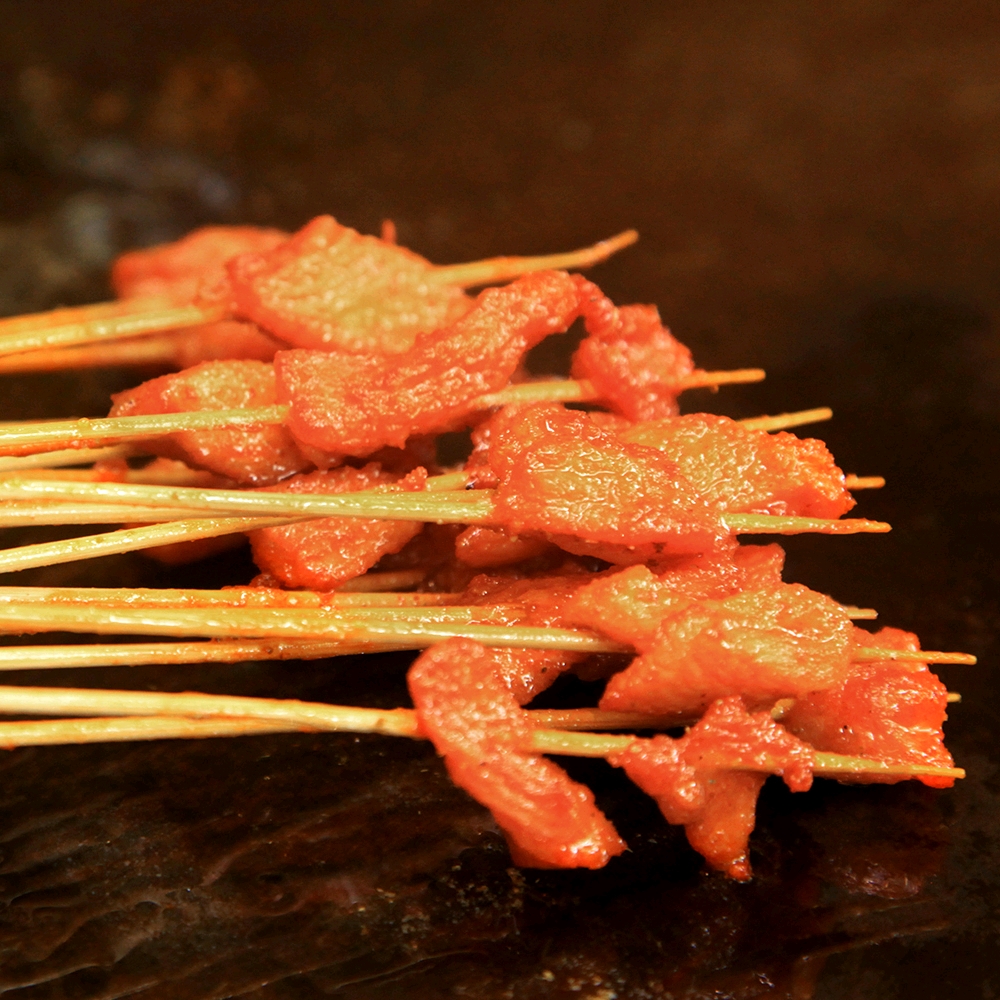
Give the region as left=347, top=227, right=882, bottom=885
left=111, top=225, right=288, bottom=306
left=610, top=697, right=814, bottom=879
left=783, top=626, right=954, bottom=788
left=170, top=320, right=285, bottom=368
left=247, top=464, right=426, bottom=590
left=622, top=414, right=855, bottom=519
left=562, top=542, right=786, bottom=649
left=571, top=301, right=695, bottom=420
left=274, top=270, right=585, bottom=457
left=454, top=525, right=555, bottom=567
left=408, top=638, right=625, bottom=869
left=488, top=404, right=727, bottom=558
left=459, top=569, right=595, bottom=627
left=600, top=583, right=855, bottom=717
left=109, top=360, right=310, bottom=486
left=228, top=215, right=472, bottom=353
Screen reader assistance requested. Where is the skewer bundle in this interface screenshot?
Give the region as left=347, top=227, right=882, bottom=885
left=0, top=215, right=972, bottom=880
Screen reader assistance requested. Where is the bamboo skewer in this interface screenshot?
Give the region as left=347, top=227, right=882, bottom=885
left=0, top=597, right=973, bottom=664
left=0, top=685, right=964, bottom=782
left=0, top=479, right=892, bottom=530
left=428, top=229, right=639, bottom=287
left=0, top=372, right=768, bottom=456
left=0, top=231, right=639, bottom=368
left=0, top=335, right=185, bottom=374
left=0, top=304, right=227, bottom=358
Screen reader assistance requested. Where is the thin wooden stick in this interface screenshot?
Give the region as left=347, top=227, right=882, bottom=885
left=429, top=230, right=639, bottom=287
left=853, top=647, right=977, bottom=665
left=337, top=569, right=427, bottom=592
left=0, top=585, right=459, bottom=608
left=0, top=336, right=182, bottom=374
left=0, top=687, right=964, bottom=781
left=0, top=298, right=165, bottom=335
left=0, top=372, right=772, bottom=456
left=0, top=516, right=295, bottom=575
left=0, top=406, right=288, bottom=456
left=0, top=480, right=890, bottom=537
left=0, top=445, right=136, bottom=472
left=0, top=304, right=225, bottom=358
left=738, top=408, right=833, bottom=432
left=0, top=600, right=970, bottom=666
left=844, top=475, right=886, bottom=490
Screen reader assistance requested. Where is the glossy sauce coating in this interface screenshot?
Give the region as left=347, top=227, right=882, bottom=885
left=275, top=270, right=584, bottom=456
left=622, top=413, right=855, bottom=519
left=229, top=215, right=472, bottom=353
left=111, top=225, right=288, bottom=306
left=408, top=638, right=625, bottom=869
left=488, top=404, right=727, bottom=557
left=248, top=464, right=426, bottom=590
left=783, top=626, right=954, bottom=788
left=610, top=697, right=814, bottom=879
left=109, top=359, right=309, bottom=486
left=571, top=301, right=695, bottom=420
left=600, top=583, right=855, bottom=716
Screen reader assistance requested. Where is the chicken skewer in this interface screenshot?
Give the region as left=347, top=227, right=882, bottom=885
left=0, top=371, right=767, bottom=458
left=0, top=230, right=640, bottom=359
left=0, top=684, right=964, bottom=785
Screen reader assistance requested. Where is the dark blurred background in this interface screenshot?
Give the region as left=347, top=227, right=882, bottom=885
left=0, top=3, right=998, bottom=998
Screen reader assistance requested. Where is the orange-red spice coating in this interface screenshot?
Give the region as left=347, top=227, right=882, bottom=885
left=109, top=359, right=309, bottom=486
left=274, top=271, right=584, bottom=457
left=488, top=404, right=727, bottom=558
left=454, top=525, right=555, bottom=568
left=571, top=301, right=695, bottom=420
left=622, top=414, right=855, bottom=519
left=229, top=215, right=472, bottom=353
left=111, top=225, right=288, bottom=306
left=563, top=542, right=786, bottom=649
left=408, top=638, right=625, bottom=869
left=611, top=697, right=814, bottom=879
left=247, top=464, right=426, bottom=590
left=783, top=626, right=954, bottom=788
left=170, top=320, right=285, bottom=368
left=600, top=583, right=855, bottom=716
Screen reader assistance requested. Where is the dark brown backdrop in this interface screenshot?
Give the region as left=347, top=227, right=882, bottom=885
left=0, top=3, right=997, bottom=997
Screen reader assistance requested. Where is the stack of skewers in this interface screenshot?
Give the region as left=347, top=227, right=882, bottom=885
left=0, top=215, right=973, bottom=880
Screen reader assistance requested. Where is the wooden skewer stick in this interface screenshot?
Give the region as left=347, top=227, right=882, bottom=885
left=428, top=229, right=639, bottom=287
left=0, top=304, right=226, bottom=359
left=0, top=335, right=183, bottom=374
left=0, top=599, right=971, bottom=664
left=738, top=408, right=832, bottom=432
left=0, top=373, right=768, bottom=456
left=0, top=512, right=890, bottom=579
left=0, top=687, right=964, bottom=781
left=0, top=445, right=136, bottom=472
left=0, top=479, right=891, bottom=535
left=844, top=475, right=885, bottom=490
left=0, top=298, right=167, bottom=336
left=0, top=584, right=460, bottom=608
left=853, top=647, right=977, bottom=664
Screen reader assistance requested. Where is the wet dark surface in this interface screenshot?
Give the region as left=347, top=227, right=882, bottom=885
left=0, top=2, right=998, bottom=996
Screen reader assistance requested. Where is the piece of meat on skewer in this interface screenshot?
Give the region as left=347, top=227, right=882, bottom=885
left=228, top=214, right=475, bottom=353
left=109, top=359, right=310, bottom=486
left=571, top=301, right=695, bottom=420
left=621, top=413, right=856, bottom=520
left=782, top=626, right=955, bottom=788
left=610, top=696, right=815, bottom=879
left=112, top=225, right=291, bottom=307
left=409, top=637, right=625, bottom=869
left=599, top=582, right=856, bottom=717
left=247, top=465, right=428, bottom=590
